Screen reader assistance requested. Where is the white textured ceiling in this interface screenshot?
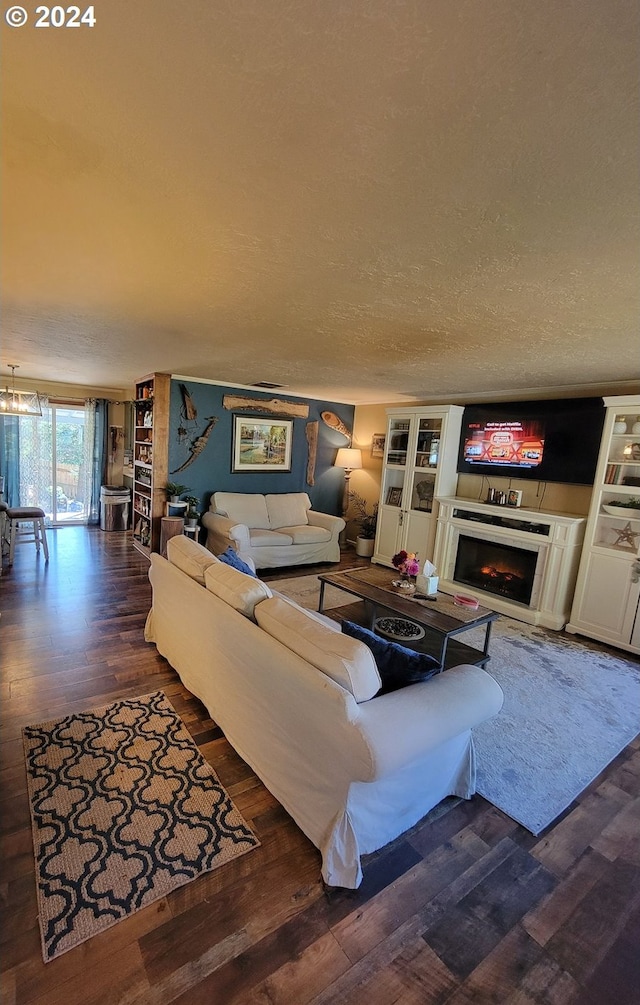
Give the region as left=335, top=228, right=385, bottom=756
left=1, top=0, right=639, bottom=404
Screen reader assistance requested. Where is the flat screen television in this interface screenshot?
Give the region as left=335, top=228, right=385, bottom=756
left=457, top=398, right=605, bottom=485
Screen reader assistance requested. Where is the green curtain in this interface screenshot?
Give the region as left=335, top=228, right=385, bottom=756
left=0, top=414, right=20, bottom=506
left=87, top=399, right=109, bottom=524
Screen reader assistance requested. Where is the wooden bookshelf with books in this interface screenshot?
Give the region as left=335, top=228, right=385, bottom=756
left=132, top=373, right=171, bottom=557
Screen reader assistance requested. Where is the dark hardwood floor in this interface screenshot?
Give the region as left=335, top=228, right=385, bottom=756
left=1, top=527, right=639, bottom=1004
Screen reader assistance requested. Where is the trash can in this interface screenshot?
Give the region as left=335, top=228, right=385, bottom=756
left=100, top=485, right=131, bottom=531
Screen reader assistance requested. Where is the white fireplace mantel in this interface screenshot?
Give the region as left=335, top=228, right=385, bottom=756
left=433, top=497, right=587, bottom=629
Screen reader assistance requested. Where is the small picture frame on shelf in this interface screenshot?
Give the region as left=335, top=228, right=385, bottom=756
left=386, top=486, right=402, bottom=506
left=371, top=433, right=386, bottom=459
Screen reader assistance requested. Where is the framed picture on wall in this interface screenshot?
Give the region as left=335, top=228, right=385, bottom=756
left=232, top=416, right=293, bottom=472
left=371, top=433, right=386, bottom=459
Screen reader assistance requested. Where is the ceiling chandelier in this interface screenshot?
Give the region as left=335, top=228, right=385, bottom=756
left=0, top=365, right=43, bottom=416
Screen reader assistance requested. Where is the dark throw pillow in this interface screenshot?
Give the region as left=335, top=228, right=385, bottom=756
left=217, top=547, right=257, bottom=577
left=341, top=620, right=441, bottom=695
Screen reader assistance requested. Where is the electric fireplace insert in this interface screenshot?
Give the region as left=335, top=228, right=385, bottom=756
left=453, top=535, right=539, bottom=606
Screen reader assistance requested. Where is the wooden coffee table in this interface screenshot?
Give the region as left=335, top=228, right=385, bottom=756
left=318, top=566, right=499, bottom=670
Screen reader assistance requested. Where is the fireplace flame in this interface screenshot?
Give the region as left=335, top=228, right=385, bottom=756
left=481, top=563, right=520, bottom=578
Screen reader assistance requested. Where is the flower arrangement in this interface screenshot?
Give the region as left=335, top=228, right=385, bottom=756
left=392, top=550, right=420, bottom=577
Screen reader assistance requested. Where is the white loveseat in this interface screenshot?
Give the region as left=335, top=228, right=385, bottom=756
left=145, top=536, right=504, bottom=888
left=201, top=491, right=345, bottom=569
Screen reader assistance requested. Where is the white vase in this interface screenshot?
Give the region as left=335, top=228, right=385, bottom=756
left=632, top=421, right=640, bottom=435
left=355, top=536, right=375, bottom=558
left=613, top=420, right=628, bottom=434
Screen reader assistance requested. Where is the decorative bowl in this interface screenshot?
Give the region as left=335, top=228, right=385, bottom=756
left=453, top=593, right=480, bottom=610
left=374, top=617, right=425, bottom=642
left=391, top=579, right=416, bottom=594
left=603, top=505, right=640, bottom=519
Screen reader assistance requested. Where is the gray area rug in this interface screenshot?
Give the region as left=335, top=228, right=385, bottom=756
left=275, top=574, right=640, bottom=835
left=465, top=619, right=640, bottom=833
left=272, top=576, right=356, bottom=611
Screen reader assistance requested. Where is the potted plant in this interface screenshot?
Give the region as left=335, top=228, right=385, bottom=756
left=348, top=491, right=379, bottom=557
left=164, top=482, right=190, bottom=503
left=184, top=495, right=200, bottom=528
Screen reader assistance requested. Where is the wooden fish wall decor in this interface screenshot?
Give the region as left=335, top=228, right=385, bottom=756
left=321, top=411, right=351, bottom=441
left=170, top=416, right=218, bottom=473
left=222, top=394, right=309, bottom=419
left=305, top=421, right=319, bottom=485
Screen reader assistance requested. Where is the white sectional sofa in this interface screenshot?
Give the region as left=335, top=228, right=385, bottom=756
left=201, top=491, right=344, bottom=569
left=145, top=536, right=504, bottom=889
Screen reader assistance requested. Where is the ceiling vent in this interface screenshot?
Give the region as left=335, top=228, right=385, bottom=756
left=250, top=381, right=288, bottom=389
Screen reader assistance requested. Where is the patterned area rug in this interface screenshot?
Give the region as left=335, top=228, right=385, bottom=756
left=23, top=691, right=259, bottom=962
left=275, top=574, right=640, bottom=835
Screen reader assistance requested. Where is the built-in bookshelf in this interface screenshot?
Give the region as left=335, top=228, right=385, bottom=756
left=132, top=373, right=170, bottom=557
left=604, top=461, right=640, bottom=486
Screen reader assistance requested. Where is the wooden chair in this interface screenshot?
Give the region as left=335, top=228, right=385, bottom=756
left=0, top=501, right=8, bottom=572
left=6, top=506, right=49, bottom=565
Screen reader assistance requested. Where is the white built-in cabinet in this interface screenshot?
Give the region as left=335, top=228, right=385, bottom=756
left=372, top=406, right=463, bottom=569
left=566, top=395, right=640, bottom=653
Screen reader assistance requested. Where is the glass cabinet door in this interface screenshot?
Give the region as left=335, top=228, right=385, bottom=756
left=408, top=418, right=442, bottom=514
left=595, top=411, right=640, bottom=551
left=382, top=418, right=411, bottom=507
left=408, top=470, right=436, bottom=513
left=386, top=419, right=410, bottom=465
left=413, top=418, right=442, bottom=469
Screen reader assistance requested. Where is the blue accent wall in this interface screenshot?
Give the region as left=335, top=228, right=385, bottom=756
left=167, top=380, right=355, bottom=517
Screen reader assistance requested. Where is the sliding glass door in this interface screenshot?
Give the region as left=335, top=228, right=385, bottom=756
left=19, top=404, right=90, bottom=525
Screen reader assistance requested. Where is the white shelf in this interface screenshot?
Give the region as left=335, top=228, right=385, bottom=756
left=373, top=406, right=463, bottom=569
left=567, top=395, right=640, bottom=654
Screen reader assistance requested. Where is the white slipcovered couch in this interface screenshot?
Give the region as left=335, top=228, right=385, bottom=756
left=201, top=491, right=344, bottom=569
left=145, top=535, right=504, bottom=889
